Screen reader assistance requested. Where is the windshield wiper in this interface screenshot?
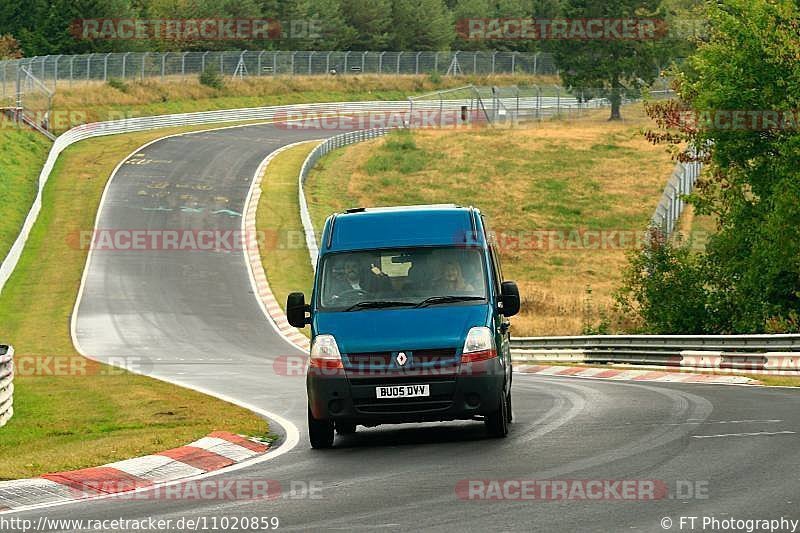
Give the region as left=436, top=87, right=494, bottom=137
left=344, top=300, right=416, bottom=312
left=414, top=295, right=485, bottom=308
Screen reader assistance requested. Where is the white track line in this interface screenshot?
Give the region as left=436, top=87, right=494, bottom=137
left=691, top=431, right=796, bottom=439
left=0, top=121, right=307, bottom=516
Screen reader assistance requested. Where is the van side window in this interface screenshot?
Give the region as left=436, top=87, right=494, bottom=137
left=482, top=217, right=503, bottom=293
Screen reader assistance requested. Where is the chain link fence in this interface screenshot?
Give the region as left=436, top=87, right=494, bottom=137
left=651, top=159, right=702, bottom=238
left=0, top=50, right=559, bottom=96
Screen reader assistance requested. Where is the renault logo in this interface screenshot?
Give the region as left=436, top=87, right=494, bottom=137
left=396, top=352, right=408, bottom=366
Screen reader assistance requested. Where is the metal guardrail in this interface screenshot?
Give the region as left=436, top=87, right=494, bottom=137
left=0, top=100, right=441, bottom=295
left=510, top=335, right=800, bottom=372
left=298, top=129, right=393, bottom=270
left=0, top=86, right=621, bottom=295
left=0, top=345, right=14, bottom=427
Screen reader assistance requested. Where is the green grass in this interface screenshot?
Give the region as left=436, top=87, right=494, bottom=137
left=303, top=103, right=675, bottom=335
left=255, top=142, right=317, bottom=328
left=0, top=121, right=275, bottom=480
left=0, top=128, right=51, bottom=262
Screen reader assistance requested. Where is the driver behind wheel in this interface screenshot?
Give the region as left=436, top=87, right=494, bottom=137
left=329, top=256, right=389, bottom=302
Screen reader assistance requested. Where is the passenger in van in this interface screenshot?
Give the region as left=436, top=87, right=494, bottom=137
left=435, top=259, right=476, bottom=293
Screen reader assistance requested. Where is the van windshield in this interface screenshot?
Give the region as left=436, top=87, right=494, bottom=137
left=318, top=247, right=488, bottom=311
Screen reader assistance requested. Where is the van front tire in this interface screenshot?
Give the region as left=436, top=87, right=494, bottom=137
left=308, top=407, right=335, bottom=449
left=485, top=391, right=509, bottom=438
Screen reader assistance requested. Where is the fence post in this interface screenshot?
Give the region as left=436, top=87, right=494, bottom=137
left=378, top=51, right=385, bottom=74
left=415, top=52, right=421, bottom=75
left=308, top=51, right=314, bottom=75
left=53, top=54, right=62, bottom=90
left=511, top=52, right=517, bottom=73
left=103, top=52, right=111, bottom=81
left=361, top=51, right=366, bottom=73
left=142, top=52, right=147, bottom=80
left=397, top=52, right=402, bottom=74
left=69, top=56, right=74, bottom=86
left=257, top=51, right=264, bottom=76
left=122, top=52, right=129, bottom=79
left=344, top=51, right=350, bottom=74
left=291, top=51, right=297, bottom=75
left=161, top=53, right=166, bottom=80
left=434, top=51, right=439, bottom=73
left=556, top=85, right=561, bottom=116
left=181, top=51, right=188, bottom=78
left=87, top=53, right=93, bottom=81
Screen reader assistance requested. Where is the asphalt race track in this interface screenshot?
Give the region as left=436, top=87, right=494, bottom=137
left=10, top=123, right=800, bottom=532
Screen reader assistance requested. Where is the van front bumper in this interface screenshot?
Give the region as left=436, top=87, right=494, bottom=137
left=307, top=359, right=506, bottom=425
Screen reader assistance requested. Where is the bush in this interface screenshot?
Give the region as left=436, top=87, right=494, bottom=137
left=616, top=228, right=712, bottom=334
left=199, top=67, right=225, bottom=90
left=428, top=71, right=442, bottom=85
left=106, top=77, right=129, bottom=93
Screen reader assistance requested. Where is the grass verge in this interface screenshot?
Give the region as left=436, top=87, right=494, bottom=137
left=0, top=121, right=276, bottom=480
left=255, top=142, right=318, bottom=329
left=303, top=103, right=675, bottom=336
left=48, top=74, right=558, bottom=134
left=0, top=128, right=52, bottom=262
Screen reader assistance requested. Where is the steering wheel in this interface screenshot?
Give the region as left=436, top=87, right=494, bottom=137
left=334, top=288, right=368, bottom=300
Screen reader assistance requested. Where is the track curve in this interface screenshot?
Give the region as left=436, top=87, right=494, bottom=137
left=12, top=123, right=800, bottom=532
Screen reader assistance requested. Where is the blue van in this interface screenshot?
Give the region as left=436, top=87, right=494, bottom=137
left=287, top=205, right=520, bottom=448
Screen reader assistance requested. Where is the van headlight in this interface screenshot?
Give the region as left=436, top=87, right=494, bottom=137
left=310, top=334, right=343, bottom=369
left=461, top=327, right=497, bottom=363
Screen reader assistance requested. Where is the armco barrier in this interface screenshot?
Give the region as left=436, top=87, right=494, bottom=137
left=0, top=100, right=468, bottom=295
left=298, top=128, right=392, bottom=270
left=0, top=91, right=605, bottom=296
left=510, top=335, right=800, bottom=373
left=0, top=345, right=14, bottom=427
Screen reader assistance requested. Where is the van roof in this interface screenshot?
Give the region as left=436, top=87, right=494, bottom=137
left=323, top=204, right=484, bottom=252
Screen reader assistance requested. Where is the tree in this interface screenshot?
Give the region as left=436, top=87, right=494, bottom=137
left=622, top=0, right=800, bottom=333
left=450, top=0, right=490, bottom=51
left=547, top=0, right=666, bottom=120
left=392, top=0, right=455, bottom=51
left=341, top=0, right=392, bottom=50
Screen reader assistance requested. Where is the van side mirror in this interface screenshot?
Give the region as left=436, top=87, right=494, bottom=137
left=500, top=281, right=520, bottom=317
left=287, top=292, right=310, bottom=327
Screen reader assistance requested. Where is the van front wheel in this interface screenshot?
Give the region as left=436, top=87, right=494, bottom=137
left=308, top=408, right=334, bottom=449
left=485, top=391, right=509, bottom=438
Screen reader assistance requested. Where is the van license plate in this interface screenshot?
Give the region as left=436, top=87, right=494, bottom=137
left=376, top=384, right=430, bottom=399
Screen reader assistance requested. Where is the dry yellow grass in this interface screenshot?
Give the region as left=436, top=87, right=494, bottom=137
left=45, top=74, right=558, bottom=133
left=304, top=103, right=675, bottom=335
